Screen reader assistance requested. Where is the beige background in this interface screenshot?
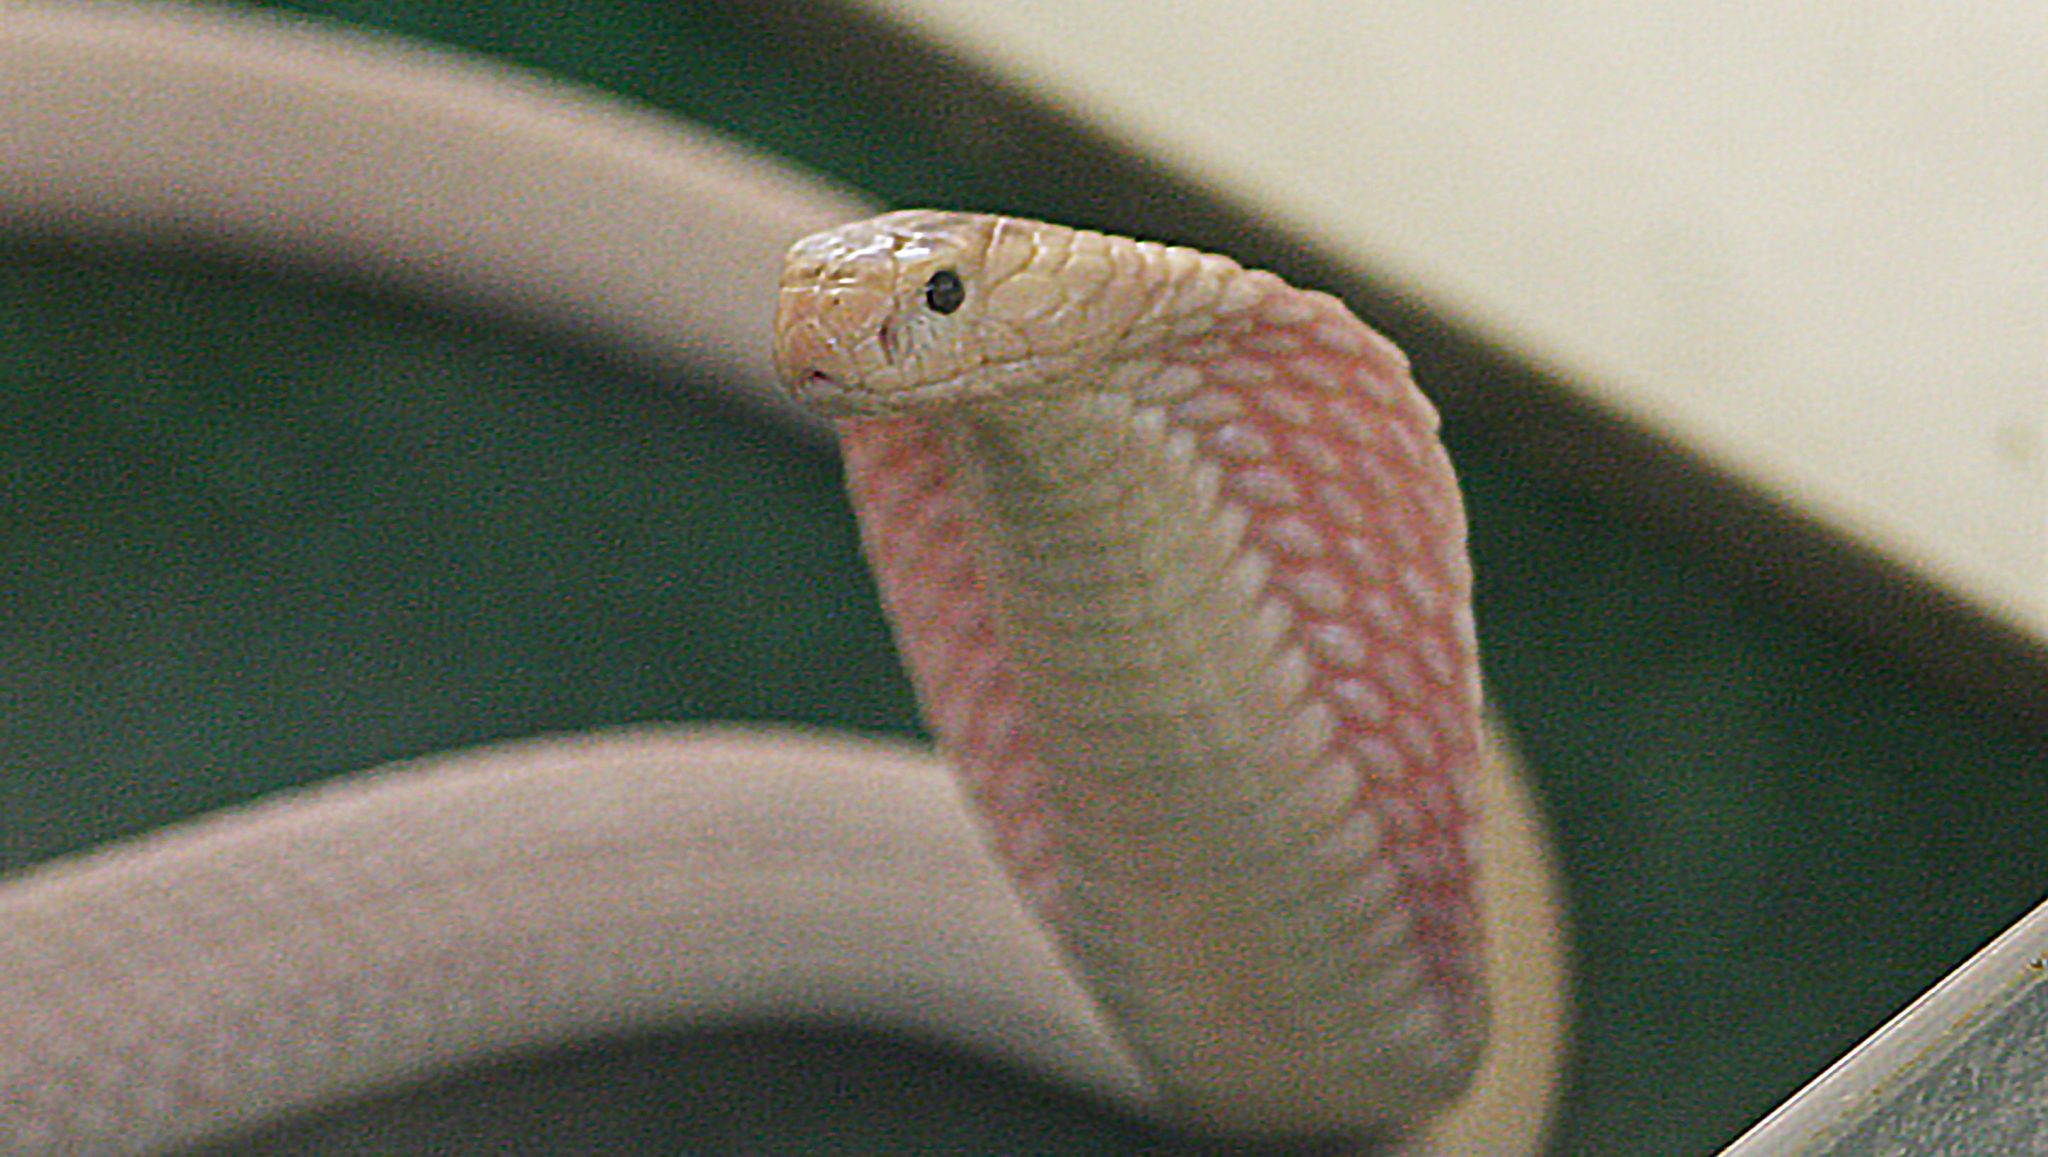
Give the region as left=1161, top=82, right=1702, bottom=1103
left=868, top=0, right=2048, bottom=642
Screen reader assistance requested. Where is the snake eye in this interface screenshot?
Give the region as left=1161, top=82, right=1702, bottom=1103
left=922, top=269, right=966, bottom=315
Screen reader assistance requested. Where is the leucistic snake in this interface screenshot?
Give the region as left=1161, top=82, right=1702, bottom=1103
left=0, top=211, right=1568, bottom=1154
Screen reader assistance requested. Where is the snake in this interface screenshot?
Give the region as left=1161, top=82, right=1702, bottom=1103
left=0, top=209, right=1568, bottom=1154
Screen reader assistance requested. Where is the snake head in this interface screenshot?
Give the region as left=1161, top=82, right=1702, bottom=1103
left=774, top=210, right=1171, bottom=417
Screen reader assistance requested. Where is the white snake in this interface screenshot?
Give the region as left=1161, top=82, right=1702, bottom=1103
left=0, top=206, right=1567, bottom=1153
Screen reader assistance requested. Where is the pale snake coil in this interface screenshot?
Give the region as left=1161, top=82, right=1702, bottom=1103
left=1, top=209, right=1568, bottom=1155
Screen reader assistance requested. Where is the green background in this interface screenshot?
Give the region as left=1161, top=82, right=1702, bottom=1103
left=7, top=4, right=2048, bottom=1153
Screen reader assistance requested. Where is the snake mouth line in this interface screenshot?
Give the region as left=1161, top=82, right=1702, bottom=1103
left=791, top=369, right=997, bottom=417
left=792, top=371, right=865, bottom=417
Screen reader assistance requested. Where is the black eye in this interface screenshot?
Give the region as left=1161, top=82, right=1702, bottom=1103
left=923, top=269, right=966, bottom=315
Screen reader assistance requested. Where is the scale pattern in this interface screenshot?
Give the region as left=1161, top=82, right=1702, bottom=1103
left=836, top=249, right=1487, bottom=1017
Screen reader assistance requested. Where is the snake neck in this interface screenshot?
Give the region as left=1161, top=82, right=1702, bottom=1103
left=945, top=393, right=1297, bottom=806
left=844, top=379, right=1484, bottom=1136
left=823, top=219, right=1494, bottom=1135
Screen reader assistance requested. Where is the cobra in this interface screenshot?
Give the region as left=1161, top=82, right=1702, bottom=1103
left=0, top=211, right=1567, bottom=1154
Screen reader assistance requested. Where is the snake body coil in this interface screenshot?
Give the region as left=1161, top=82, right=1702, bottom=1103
left=0, top=210, right=1566, bottom=1156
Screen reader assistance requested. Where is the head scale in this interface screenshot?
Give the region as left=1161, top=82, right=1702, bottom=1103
left=774, top=210, right=1135, bottom=416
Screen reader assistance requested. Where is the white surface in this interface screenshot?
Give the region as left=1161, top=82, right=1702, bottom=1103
left=1719, top=890, right=2048, bottom=1153
left=868, top=0, right=2048, bottom=640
